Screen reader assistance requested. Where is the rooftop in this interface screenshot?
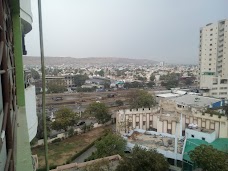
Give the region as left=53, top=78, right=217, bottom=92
left=187, top=127, right=214, bottom=134
left=126, top=130, right=184, bottom=154
left=170, top=94, right=221, bottom=108
left=183, top=138, right=228, bottom=162
left=156, top=93, right=180, bottom=98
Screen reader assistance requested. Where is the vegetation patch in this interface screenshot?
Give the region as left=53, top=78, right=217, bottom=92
left=33, top=126, right=109, bottom=169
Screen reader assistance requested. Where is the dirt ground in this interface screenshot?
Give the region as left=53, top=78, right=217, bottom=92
left=32, top=126, right=110, bottom=168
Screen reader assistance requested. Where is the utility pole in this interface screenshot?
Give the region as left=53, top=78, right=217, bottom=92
left=38, top=1, right=49, bottom=170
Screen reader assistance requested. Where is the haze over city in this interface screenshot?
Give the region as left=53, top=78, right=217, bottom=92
left=26, top=0, right=228, bottom=64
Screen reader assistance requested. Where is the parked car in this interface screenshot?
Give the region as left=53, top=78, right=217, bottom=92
left=52, top=97, right=63, bottom=101
left=77, top=121, right=85, bottom=126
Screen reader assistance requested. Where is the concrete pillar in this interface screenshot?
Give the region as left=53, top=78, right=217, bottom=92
left=168, top=123, right=171, bottom=134
left=157, top=120, right=163, bottom=132
left=172, top=122, right=176, bottom=135
left=132, top=115, right=136, bottom=129
left=146, top=114, right=150, bottom=129
left=215, top=121, right=220, bottom=138
left=190, top=117, right=193, bottom=124
left=180, top=113, right=182, bottom=137
left=126, top=115, right=129, bottom=132
left=13, top=11, right=25, bottom=106
left=163, top=120, right=168, bottom=133
left=193, top=118, right=197, bottom=124
left=197, top=118, right=202, bottom=127
left=153, top=115, right=157, bottom=129
left=206, top=120, right=210, bottom=129
left=140, top=114, right=143, bottom=129
left=186, top=117, right=189, bottom=124
left=182, top=114, right=186, bottom=130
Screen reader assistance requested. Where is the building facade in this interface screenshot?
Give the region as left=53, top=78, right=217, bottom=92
left=116, top=96, right=228, bottom=139
left=199, top=19, right=228, bottom=99
left=0, top=0, right=36, bottom=170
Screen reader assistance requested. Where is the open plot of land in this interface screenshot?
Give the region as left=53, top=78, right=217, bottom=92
left=32, top=126, right=109, bottom=169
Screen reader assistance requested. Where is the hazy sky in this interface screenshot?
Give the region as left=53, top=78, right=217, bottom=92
left=26, top=0, right=228, bottom=64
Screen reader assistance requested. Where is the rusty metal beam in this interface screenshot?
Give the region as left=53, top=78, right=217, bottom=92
left=4, top=148, right=12, bottom=171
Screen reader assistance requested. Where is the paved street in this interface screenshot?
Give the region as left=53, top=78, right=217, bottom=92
left=73, top=145, right=97, bottom=163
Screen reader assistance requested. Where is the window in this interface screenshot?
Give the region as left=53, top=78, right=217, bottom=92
left=209, top=63, right=211, bottom=65
left=202, top=137, right=205, bottom=141
left=149, top=121, right=152, bottom=126
left=210, top=49, right=212, bottom=51
left=136, top=122, right=139, bottom=126
left=210, top=39, right=213, bottom=41
left=210, top=44, right=212, bottom=46
left=219, top=92, right=227, bottom=95
left=177, top=104, right=182, bottom=108
left=210, top=28, right=213, bottom=31
left=143, top=121, right=146, bottom=126
left=209, top=58, right=212, bottom=61
left=191, top=135, right=195, bottom=138
left=209, top=54, right=212, bottom=56
left=210, top=34, right=213, bottom=36
left=209, top=68, right=211, bottom=71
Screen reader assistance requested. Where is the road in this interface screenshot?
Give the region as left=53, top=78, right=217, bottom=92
left=73, top=145, right=97, bottom=163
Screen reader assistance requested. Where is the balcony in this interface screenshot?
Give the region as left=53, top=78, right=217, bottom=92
left=217, top=60, right=222, bottom=64
left=218, top=49, right=223, bottom=54
left=219, top=37, right=224, bottom=42
left=20, top=0, right=33, bottom=34
left=219, top=31, right=224, bottom=36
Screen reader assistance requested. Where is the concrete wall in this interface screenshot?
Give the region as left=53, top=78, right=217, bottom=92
left=127, top=142, right=182, bottom=161
left=116, top=108, right=160, bottom=133
left=185, top=128, right=216, bottom=143
left=25, top=85, right=38, bottom=142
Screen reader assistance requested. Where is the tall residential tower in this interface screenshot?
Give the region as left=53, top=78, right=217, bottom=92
left=199, top=19, right=228, bottom=99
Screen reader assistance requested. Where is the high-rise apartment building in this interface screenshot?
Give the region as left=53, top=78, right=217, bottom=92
left=199, top=19, right=228, bottom=99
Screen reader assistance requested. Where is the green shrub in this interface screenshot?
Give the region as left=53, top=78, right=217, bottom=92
left=52, top=138, right=61, bottom=143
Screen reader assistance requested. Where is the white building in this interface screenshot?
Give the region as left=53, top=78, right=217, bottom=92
left=199, top=19, right=228, bottom=99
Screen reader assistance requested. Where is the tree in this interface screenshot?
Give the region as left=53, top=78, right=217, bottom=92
left=116, top=146, right=169, bottom=171
left=73, top=74, right=89, bottom=87
left=95, top=70, right=103, bottom=77
left=189, top=144, right=228, bottom=171
left=147, top=81, right=155, bottom=88
left=31, top=69, right=40, bottom=80
left=127, top=89, right=156, bottom=109
left=116, top=100, right=124, bottom=106
left=52, top=108, right=78, bottom=131
left=103, top=81, right=111, bottom=89
left=36, top=114, right=51, bottom=139
left=68, top=127, right=74, bottom=137
left=222, top=104, right=228, bottom=117
left=160, top=73, right=180, bottom=89
left=136, top=76, right=147, bottom=82
left=86, top=133, right=126, bottom=161
left=183, top=78, right=193, bottom=86
left=46, top=79, right=67, bottom=93
left=86, top=102, right=110, bottom=123
left=150, top=74, right=155, bottom=81
left=124, top=81, right=144, bottom=89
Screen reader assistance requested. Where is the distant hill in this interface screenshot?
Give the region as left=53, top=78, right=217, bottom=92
left=23, top=56, right=158, bottom=66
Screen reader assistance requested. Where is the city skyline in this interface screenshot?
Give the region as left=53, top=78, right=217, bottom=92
left=26, top=0, right=228, bottom=64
